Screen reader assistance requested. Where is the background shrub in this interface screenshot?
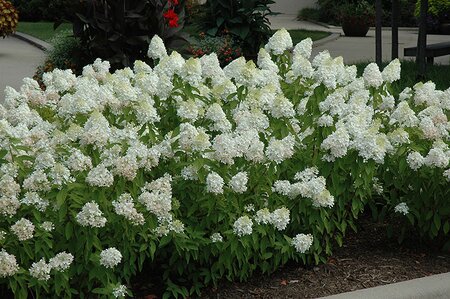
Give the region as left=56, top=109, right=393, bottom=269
left=69, top=0, right=187, bottom=71
left=34, top=30, right=85, bottom=87
left=189, top=32, right=242, bottom=66
left=197, top=0, right=275, bottom=59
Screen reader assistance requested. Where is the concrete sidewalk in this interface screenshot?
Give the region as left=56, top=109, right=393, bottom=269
left=319, top=272, right=450, bottom=299
left=269, top=14, right=450, bottom=65
left=0, top=36, right=46, bottom=94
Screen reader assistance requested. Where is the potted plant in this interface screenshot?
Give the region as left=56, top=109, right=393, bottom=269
left=0, top=0, right=19, bottom=38
left=338, top=0, right=375, bottom=37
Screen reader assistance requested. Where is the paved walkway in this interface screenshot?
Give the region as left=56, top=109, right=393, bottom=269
left=0, top=36, right=46, bottom=96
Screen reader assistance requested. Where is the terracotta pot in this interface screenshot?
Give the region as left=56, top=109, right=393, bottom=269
left=341, top=18, right=371, bottom=37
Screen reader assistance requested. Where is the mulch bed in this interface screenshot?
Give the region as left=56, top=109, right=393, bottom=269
left=201, top=216, right=450, bottom=299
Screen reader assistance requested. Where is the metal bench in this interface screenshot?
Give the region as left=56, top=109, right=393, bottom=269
left=403, top=41, right=450, bottom=64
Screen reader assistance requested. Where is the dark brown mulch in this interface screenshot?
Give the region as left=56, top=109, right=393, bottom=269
left=201, top=216, right=450, bottom=299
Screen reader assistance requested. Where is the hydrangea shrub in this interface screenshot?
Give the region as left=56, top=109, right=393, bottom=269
left=0, top=29, right=448, bottom=298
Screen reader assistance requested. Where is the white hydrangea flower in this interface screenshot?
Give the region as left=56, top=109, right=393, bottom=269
left=266, top=135, right=295, bottom=164
left=270, top=207, right=290, bottom=231
left=389, top=101, right=419, bottom=127
left=257, top=48, right=279, bottom=73
left=112, top=285, right=128, bottom=298
left=407, top=151, right=425, bottom=170
left=41, top=221, right=55, bottom=232
left=139, top=174, right=173, bottom=219
left=233, top=216, right=253, bottom=237
left=265, top=28, right=293, bottom=55
left=372, top=177, right=384, bottom=195
left=381, top=59, right=401, bottom=83
left=293, top=38, right=313, bottom=59
left=86, top=164, right=114, bottom=187
left=169, top=219, right=185, bottom=234
left=379, top=94, right=396, bottom=111
left=177, top=99, right=200, bottom=122
left=210, top=232, right=223, bottom=243
left=34, top=152, right=56, bottom=170
left=181, top=165, right=199, bottom=181
left=113, top=193, right=145, bottom=225
left=205, top=103, right=232, bottom=133
left=394, top=202, right=409, bottom=215
left=424, top=147, right=449, bottom=168
left=11, top=218, right=35, bottom=241
left=66, top=149, right=92, bottom=171
left=49, top=163, right=74, bottom=187
left=317, top=114, right=334, bottom=127
left=414, top=81, right=438, bottom=106
left=20, top=192, right=49, bottom=211
left=179, top=123, right=211, bottom=152
left=22, top=169, right=51, bottom=192
left=0, top=250, right=19, bottom=278
left=419, top=117, right=440, bottom=140
left=180, top=58, right=202, bottom=86
left=154, top=224, right=170, bottom=237
left=244, top=204, right=255, bottom=212
left=29, top=258, right=51, bottom=281
left=270, top=95, right=295, bottom=118
left=363, top=63, right=383, bottom=88
left=312, top=190, right=335, bottom=208
left=200, top=53, right=225, bottom=83
left=292, top=55, right=314, bottom=79
left=100, top=247, right=122, bottom=268
left=0, top=196, right=20, bottom=217
left=229, top=172, right=248, bottom=193
left=76, top=202, right=107, bottom=228
left=49, top=252, right=74, bottom=272
left=147, top=35, right=167, bottom=60
left=138, top=190, right=172, bottom=219
left=387, top=128, right=410, bottom=147
left=443, top=169, right=450, bottom=182
left=206, top=172, right=224, bottom=195
left=255, top=208, right=271, bottom=225
left=113, top=155, right=139, bottom=181
left=80, top=111, right=111, bottom=148
left=291, top=233, right=313, bottom=253
left=321, top=126, right=350, bottom=161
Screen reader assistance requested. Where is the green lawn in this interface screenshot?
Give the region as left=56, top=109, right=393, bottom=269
left=285, top=29, right=330, bottom=44
left=17, top=22, right=72, bottom=42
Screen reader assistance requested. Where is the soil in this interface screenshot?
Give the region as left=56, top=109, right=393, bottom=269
left=200, top=216, right=450, bottom=299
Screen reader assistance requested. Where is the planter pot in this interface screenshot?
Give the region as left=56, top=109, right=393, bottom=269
left=439, top=23, right=450, bottom=35
left=342, top=19, right=371, bottom=37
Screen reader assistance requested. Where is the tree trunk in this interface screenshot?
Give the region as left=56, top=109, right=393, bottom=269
left=417, top=0, right=428, bottom=78
left=375, top=0, right=382, bottom=67
left=391, top=0, right=399, bottom=59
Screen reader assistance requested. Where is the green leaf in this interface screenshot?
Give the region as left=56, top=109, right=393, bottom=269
left=262, top=252, right=273, bottom=259
left=443, top=221, right=450, bottom=235
left=65, top=222, right=73, bottom=240
left=433, top=213, right=441, bottom=231
left=92, top=288, right=109, bottom=295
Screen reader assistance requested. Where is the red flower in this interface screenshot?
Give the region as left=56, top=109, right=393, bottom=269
left=163, top=8, right=179, bottom=28
left=168, top=18, right=179, bottom=28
